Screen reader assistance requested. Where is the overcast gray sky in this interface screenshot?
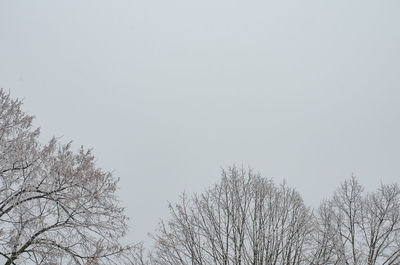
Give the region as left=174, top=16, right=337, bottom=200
left=1, top=0, right=400, bottom=244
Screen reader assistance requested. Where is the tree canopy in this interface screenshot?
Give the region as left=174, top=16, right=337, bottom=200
left=0, top=90, right=133, bottom=264
left=135, top=168, right=400, bottom=265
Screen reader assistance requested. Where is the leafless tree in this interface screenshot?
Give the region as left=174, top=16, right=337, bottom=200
left=131, top=165, right=400, bottom=265
left=0, top=90, right=133, bottom=264
left=143, top=170, right=400, bottom=265
left=148, top=166, right=313, bottom=265
left=310, top=177, right=400, bottom=265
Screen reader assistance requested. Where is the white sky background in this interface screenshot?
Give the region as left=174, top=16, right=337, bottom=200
left=1, top=0, right=400, bottom=244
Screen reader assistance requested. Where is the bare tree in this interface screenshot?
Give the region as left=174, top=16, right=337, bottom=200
left=0, top=90, right=133, bottom=264
left=134, top=165, right=400, bottom=265
left=311, top=177, right=400, bottom=265
left=149, top=166, right=313, bottom=265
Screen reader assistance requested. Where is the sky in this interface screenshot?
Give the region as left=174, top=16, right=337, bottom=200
left=1, top=0, right=400, bottom=245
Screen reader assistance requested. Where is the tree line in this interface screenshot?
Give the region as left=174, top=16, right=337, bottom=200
left=134, top=168, right=400, bottom=265
left=1, top=90, right=399, bottom=264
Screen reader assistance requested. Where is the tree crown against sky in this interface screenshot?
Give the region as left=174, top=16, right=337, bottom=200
left=135, top=167, right=400, bottom=265
left=0, top=89, right=134, bottom=264
left=150, top=167, right=312, bottom=265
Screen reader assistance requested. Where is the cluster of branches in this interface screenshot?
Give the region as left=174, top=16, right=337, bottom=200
left=0, top=89, right=135, bottom=264
left=135, top=167, right=400, bottom=265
